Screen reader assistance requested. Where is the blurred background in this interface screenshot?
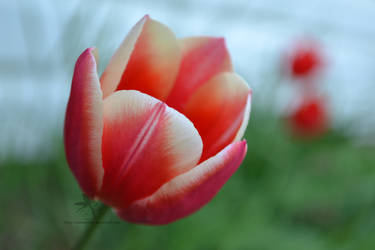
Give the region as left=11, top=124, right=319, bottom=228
left=1, top=0, right=375, bottom=249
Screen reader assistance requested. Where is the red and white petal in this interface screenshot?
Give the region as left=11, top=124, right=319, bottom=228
left=100, top=16, right=147, bottom=98
left=234, top=92, right=252, bottom=141
left=100, top=15, right=149, bottom=98
left=98, top=90, right=203, bottom=209
left=116, top=140, right=247, bottom=225
left=100, top=15, right=181, bottom=100
left=183, top=72, right=251, bottom=162
left=64, top=48, right=104, bottom=198
left=166, top=37, right=233, bottom=111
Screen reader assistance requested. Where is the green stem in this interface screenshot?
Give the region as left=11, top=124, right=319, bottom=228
left=74, top=203, right=110, bottom=250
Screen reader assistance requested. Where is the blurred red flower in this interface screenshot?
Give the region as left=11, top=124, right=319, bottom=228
left=287, top=39, right=323, bottom=78
left=288, top=97, right=328, bottom=138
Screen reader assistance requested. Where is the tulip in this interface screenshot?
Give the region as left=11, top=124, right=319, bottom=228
left=288, top=97, right=328, bottom=138
left=64, top=15, right=252, bottom=225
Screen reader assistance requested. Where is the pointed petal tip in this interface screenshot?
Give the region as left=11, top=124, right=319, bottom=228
left=100, top=14, right=180, bottom=100
left=77, top=47, right=99, bottom=69
left=89, top=47, right=99, bottom=63
left=230, top=140, right=248, bottom=162
left=239, top=139, right=247, bottom=146
left=138, top=14, right=150, bottom=26
left=82, top=47, right=96, bottom=57
left=87, top=46, right=95, bottom=52
left=239, top=140, right=248, bottom=157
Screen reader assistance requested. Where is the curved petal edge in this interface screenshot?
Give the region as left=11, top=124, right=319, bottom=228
left=64, top=47, right=104, bottom=198
left=183, top=72, right=251, bottom=161
left=234, top=91, right=252, bottom=141
left=98, top=90, right=203, bottom=208
left=115, top=17, right=181, bottom=101
left=116, top=140, right=247, bottom=225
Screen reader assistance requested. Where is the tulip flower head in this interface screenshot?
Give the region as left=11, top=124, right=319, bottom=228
left=64, top=15, right=252, bottom=225
left=288, top=97, right=328, bottom=138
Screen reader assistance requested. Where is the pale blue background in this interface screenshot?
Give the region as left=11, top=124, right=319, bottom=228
left=1, top=0, right=375, bottom=161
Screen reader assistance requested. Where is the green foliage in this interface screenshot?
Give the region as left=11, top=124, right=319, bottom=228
left=1, top=112, right=375, bottom=250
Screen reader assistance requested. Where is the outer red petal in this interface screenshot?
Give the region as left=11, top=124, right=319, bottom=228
left=100, top=15, right=181, bottom=100
left=64, top=48, right=104, bottom=198
left=183, top=72, right=251, bottom=161
left=166, top=37, right=232, bottom=111
left=98, top=90, right=203, bottom=209
left=116, top=140, right=247, bottom=225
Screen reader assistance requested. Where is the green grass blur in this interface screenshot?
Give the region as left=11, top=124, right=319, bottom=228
left=1, top=110, right=375, bottom=250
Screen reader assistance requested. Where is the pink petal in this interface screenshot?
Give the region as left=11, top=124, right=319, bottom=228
left=64, top=48, right=104, bottom=198
left=183, top=72, right=251, bottom=162
left=166, top=37, right=233, bottom=111
left=98, top=90, right=203, bottom=209
left=117, top=140, right=247, bottom=225
left=100, top=15, right=181, bottom=100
